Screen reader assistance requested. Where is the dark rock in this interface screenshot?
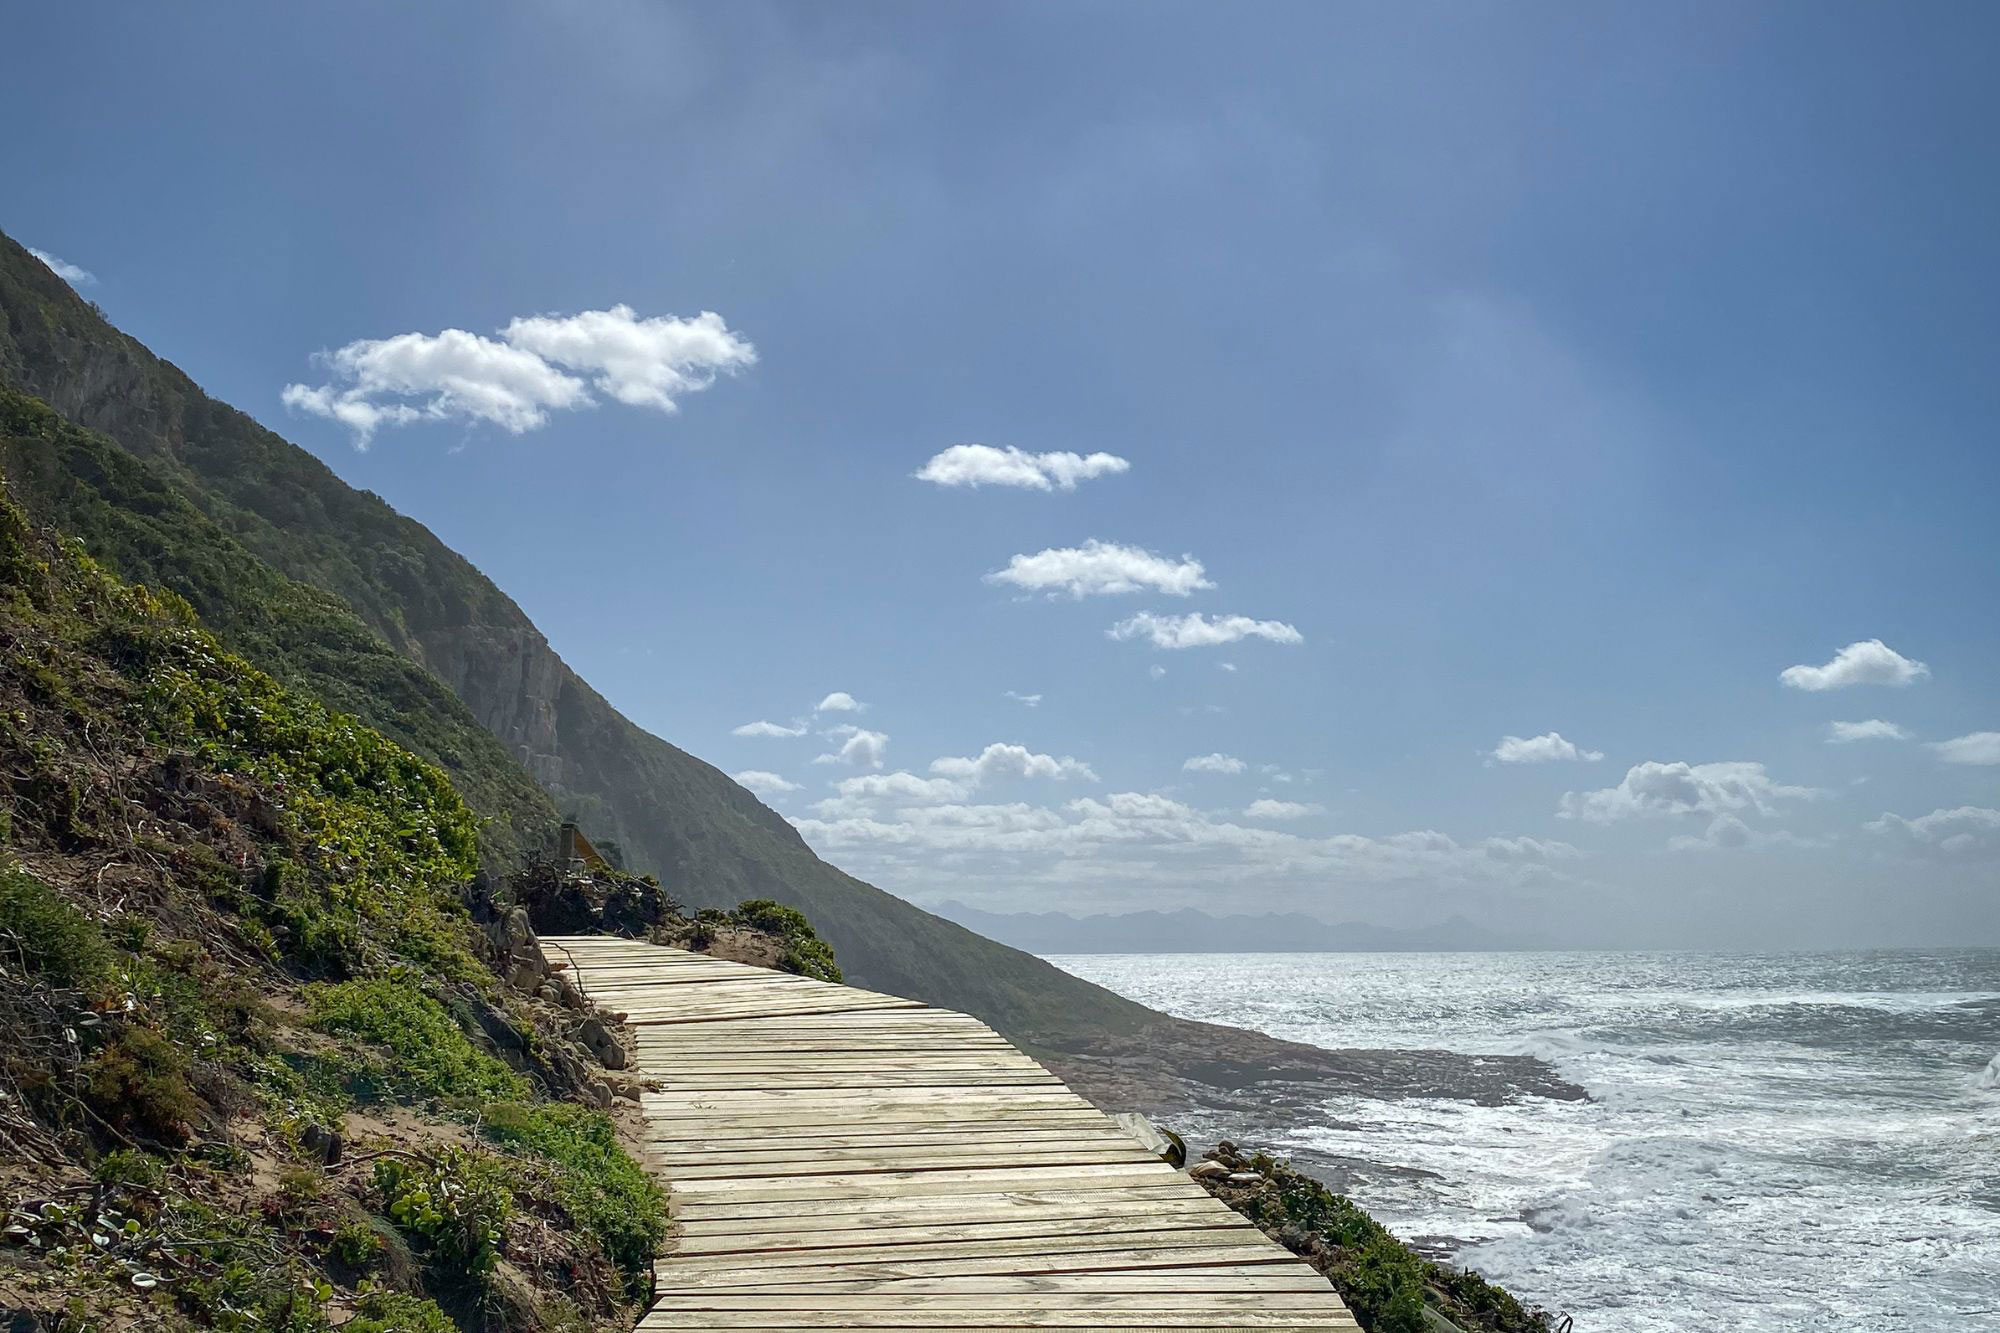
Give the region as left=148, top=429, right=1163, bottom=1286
left=300, top=1122, right=342, bottom=1166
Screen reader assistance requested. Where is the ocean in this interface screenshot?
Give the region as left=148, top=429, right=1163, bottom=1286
left=1048, top=948, right=2000, bottom=1332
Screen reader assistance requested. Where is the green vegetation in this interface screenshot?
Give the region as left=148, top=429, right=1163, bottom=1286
left=0, top=384, right=558, bottom=872
left=346, top=1291, right=460, bottom=1333
left=309, top=977, right=526, bottom=1101
left=374, top=1149, right=515, bottom=1277
left=0, top=469, right=663, bottom=1330
left=309, top=976, right=669, bottom=1288
left=732, top=897, right=843, bottom=982
left=1201, top=1147, right=1555, bottom=1333
left=481, top=1102, right=668, bottom=1280
left=0, top=860, right=115, bottom=991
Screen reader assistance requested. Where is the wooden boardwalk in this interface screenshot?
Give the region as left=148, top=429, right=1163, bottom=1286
left=545, top=935, right=1357, bottom=1331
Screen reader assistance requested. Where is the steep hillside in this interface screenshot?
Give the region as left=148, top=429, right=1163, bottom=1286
left=0, top=387, right=559, bottom=869
left=0, top=230, right=1164, bottom=1054
left=0, top=472, right=666, bottom=1331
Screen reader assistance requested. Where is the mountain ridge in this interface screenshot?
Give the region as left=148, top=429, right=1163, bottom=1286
left=0, top=230, right=1576, bottom=1110
left=0, top=231, right=1164, bottom=1054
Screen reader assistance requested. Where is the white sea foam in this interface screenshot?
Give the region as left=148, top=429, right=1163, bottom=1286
left=1051, top=948, right=2000, bottom=1332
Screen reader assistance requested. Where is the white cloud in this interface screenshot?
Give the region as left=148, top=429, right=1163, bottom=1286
left=914, top=444, right=1130, bottom=491
left=1490, top=731, right=1604, bottom=764
left=1559, top=761, right=1821, bottom=824
left=1931, top=731, right=2000, bottom=765
left=733, top=719, right=807, bottom=738
left=987, top=541, right=1212, bottom=599
left=1866, top=806, right=2000, bottom=861
left=1220, top=662, right=1238, bottom=673
left=1003, top=691, right=1042, bottom=708
left=733, top=770, right=800, bottom=796
left=501, top=306, right=755, bottom=412
left=792, top=781, right=1581, bottom=899
left=1109, top=611, right=1303, bottom=650
left=282, top=304, right=753, bottom=446
left=1183, top=753, right=1246, bottom=774
left=1779, top=639, right=1930, bottom=691
left=813, top=725, right=888, bottom=768
left=1244, top=799, right=1320, bottom=820
left=815, top=692, right=865, bottom=713
left=1666, top=814, right=1817, bottom=853
left=1148, top=664, right=1167, bottom=680
left=930, top=743, right=1097, bottom=784
left=27, top=247, right=93, bottom=285
left=1826, top=719, right=1911, bottom=744
left=823, top=771, right=970, bottom=808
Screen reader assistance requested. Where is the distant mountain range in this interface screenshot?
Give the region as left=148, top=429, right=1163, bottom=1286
left=931, top=902, right=1546, bottom=954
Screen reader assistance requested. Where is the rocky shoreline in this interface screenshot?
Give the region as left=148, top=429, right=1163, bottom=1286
left=1040, top=1011, right=1585, bottom=1119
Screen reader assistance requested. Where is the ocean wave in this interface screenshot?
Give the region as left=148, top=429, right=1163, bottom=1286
left=1058, top=946, right=2000, bottom=1330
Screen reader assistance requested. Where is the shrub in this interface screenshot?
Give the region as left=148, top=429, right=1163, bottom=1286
left=482, top=1100, right=667, bottom=1285
left=734, top=897, right=841, bottom=983
left=91, top=1146, right=166, bottom=1189
left=0, top=866, right=114, bottom=993
left=307, top=977, right=524, bottom=1102
left=374, top=1148, right=514, bottom=1277
left=346, top=1291, right=456, bottom=1333
left=83, top=1022, right=199, bottom=1143
left=327, top=1217, right=384, bottom=1272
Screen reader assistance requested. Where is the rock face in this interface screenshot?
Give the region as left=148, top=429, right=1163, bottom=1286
left=482, top=907, right=552, bottom=992
left=578, top=1016, right=629, bottom=1071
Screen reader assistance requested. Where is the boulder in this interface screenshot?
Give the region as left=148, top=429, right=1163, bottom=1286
left=578, top=1015, right=629, bottom=1070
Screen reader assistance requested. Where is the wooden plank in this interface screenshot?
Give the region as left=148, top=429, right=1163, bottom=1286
left=555, top=938, right=1350, bottom=1331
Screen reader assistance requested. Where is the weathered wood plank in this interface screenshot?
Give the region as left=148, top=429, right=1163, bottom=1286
left=552, top=937, right=1353, bottom=1330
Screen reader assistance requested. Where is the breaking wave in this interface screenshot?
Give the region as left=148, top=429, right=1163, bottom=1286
left=1052, top=947, right=2000, bottom=1332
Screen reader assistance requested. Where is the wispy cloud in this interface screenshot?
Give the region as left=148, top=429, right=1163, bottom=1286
left=1560, top=760, right=1821, bottom=823
left=1826, top=719, right=1910, bottom=744
left=1183, top=753, right=1246, bottom=774
left=282, top=304, right=754, bottom=445
left=1867, top=806, right=2000, bottom=861
left=1780, top=639, right=1929, bottom=691
left=733, top=770, right=801, bottom=796
left=1109, top=611, right=1302, bottom=650
left=1489, top=731, right=1604, bottom=764
left=988, top=541, right=1212, bottom=599
left=915, top=444, right=1129, bottom=491
left=1003, top=691, right=1042, bottom=708
left=732, top=719, right=807, bottom=738
left=27, top=247, right=94, bottom=286
left=1931, top=731, right=2000, bottom=765
left=1666, top=813, right=1815, bottom=853
left=1244, top=798, right=1320, bottom=820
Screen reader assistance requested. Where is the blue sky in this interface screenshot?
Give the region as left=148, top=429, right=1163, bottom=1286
left=7, top=2, right=1997, bottom=946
